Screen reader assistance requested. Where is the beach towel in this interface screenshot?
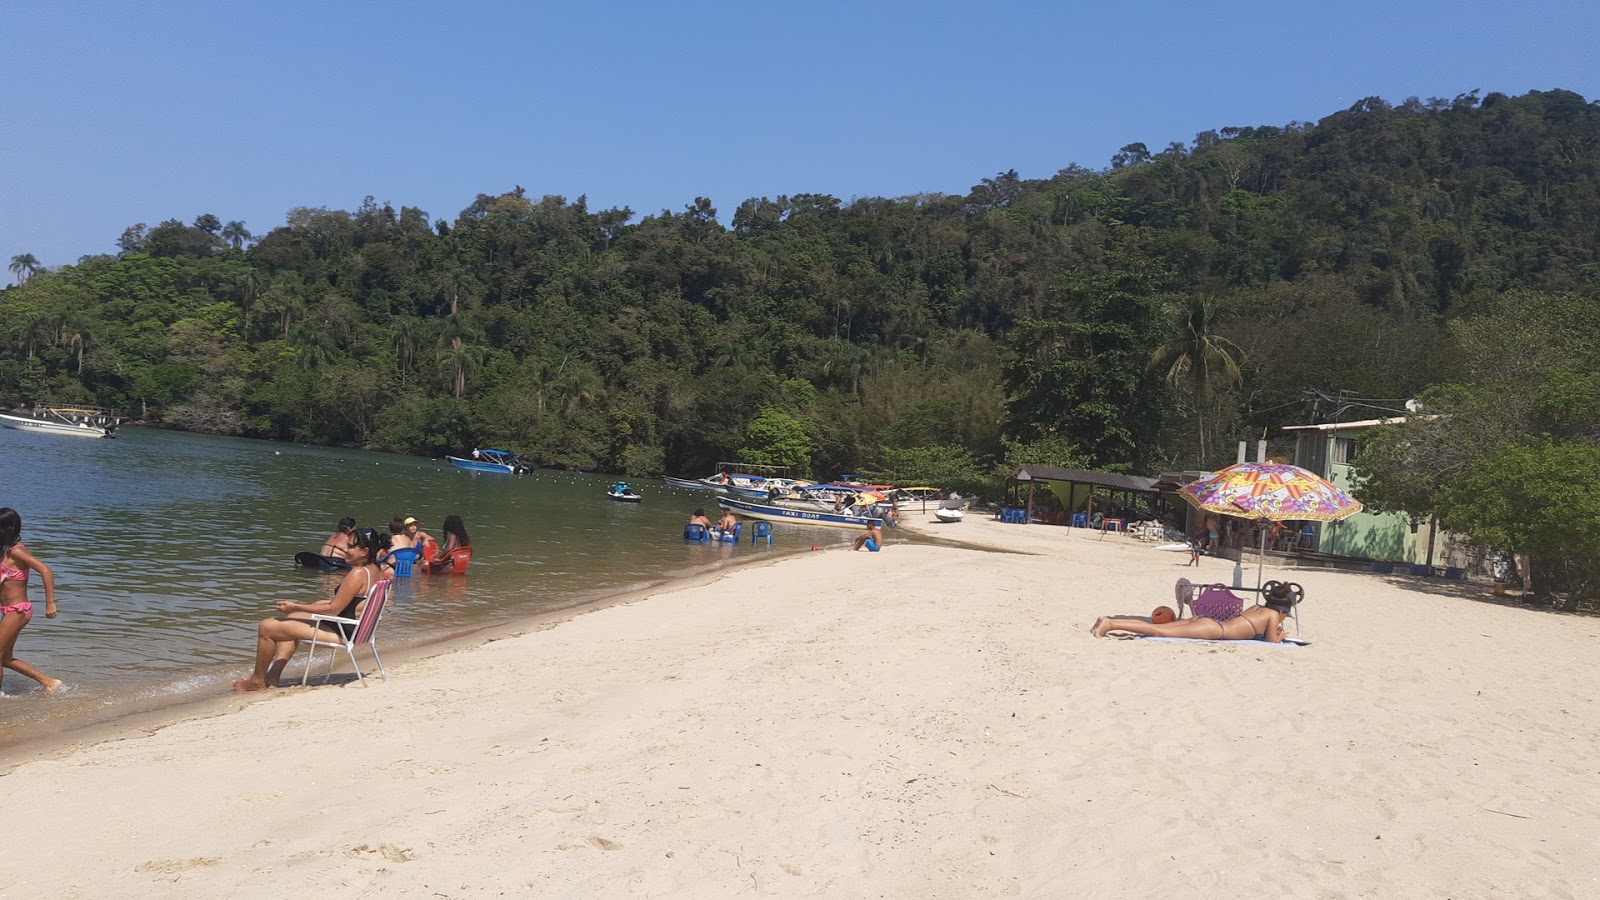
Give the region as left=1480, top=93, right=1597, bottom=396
left=1135, top=636, right=1310, bottom=647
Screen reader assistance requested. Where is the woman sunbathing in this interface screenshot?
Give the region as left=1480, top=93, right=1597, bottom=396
left=1092, top=588, right=1296, bottom=642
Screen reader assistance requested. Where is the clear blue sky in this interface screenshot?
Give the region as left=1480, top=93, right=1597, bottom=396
left=3, top=0, right=1597, bottom=280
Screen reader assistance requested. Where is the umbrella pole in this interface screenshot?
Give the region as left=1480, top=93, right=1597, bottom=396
left=1257, top=525, right=1267, bottom=589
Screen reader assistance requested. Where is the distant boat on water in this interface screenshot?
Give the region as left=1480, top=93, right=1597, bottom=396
left=0, top=405, right=121, bottom=439
left=447, top=448, right=530, bottom=474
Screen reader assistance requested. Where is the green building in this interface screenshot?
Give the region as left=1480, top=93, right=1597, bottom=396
left=1284, top=418, right=1444, bottom=566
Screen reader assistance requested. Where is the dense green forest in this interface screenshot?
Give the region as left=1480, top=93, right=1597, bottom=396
left=5, top=90, right=1599, bottom=517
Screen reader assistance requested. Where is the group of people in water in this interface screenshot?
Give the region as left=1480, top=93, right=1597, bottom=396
left=688, top=507, right=741, bottom=541
left=319, top=514, right=471, bottom=574
left=233, top=513, right=472, bottom=692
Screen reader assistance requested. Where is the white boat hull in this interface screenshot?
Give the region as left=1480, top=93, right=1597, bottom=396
left=934, top=508, right=965, bottom=523
left=717, top=496, right=884, bottom=530
left=0, top=413, right=114, bottom=438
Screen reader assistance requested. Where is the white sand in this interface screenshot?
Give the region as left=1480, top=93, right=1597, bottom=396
left=4, top=515, right=1598, bottom=898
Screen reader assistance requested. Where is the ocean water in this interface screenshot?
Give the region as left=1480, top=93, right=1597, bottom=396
left=0, top=426, right=851, bottom=745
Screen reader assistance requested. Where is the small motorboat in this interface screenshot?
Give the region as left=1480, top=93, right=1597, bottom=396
left=0, top=404, right=121, bottom=439
left=447, top=448, right=530, bottom=475
left=608, top=481, right=643, bottom=503
left=934, top=496, right=967, bottom=523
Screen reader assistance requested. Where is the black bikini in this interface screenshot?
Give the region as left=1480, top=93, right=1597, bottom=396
left=315, top=567, right=371, bottom=640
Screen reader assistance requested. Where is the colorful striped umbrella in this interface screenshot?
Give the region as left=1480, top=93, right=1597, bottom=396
left=1180, top=462, right=1362, bottom=522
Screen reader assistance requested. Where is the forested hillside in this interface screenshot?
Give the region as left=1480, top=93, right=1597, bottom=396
left=5, top=89, right=1599, bottom=494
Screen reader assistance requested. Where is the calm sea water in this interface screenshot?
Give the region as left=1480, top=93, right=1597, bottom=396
left=0, top=426, right=853, bottom=744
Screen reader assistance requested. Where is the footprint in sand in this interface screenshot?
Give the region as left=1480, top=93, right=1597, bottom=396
left=134, top=858, right=219, bottom=880
left=346, top=843, right=416, bottom=862
left=586, top=836, right=622, bottom=851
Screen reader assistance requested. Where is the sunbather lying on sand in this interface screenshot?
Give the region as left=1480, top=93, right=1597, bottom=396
left=1092, top=586, right=1296, bottom=642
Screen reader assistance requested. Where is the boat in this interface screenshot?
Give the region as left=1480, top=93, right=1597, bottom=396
left=717, top=496, right=885, bottom=530
left=661, top=463, right=810, bottom=497
left=608, top=481, right=643, bottom=503
left=0, top=405, right=121, bottom=439
left=447, top=448, right=530, bottom=475
left=934, top=496, right=968, bottom=523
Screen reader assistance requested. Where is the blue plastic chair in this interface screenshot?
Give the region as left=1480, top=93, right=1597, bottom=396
left=386, top=546, right=420, bottom=577
left=683, top=524, right=711, bottom=542
left=751, top=521, right=773, bottom=546
left=1071, top=513, right=1088, bottom=528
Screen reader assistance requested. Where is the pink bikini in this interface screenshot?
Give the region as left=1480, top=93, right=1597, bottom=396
left=0, top=553, right=31, bottom=619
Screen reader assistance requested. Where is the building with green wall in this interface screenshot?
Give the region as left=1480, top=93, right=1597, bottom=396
left=1284, top=418, right=1444, bottom=565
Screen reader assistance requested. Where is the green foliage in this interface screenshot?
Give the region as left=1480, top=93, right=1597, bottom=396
left=1436, top=440, right=1600, bottom=600
left=737, top=406, right=814, bottom=474
left=869, top=445, right=992, bottom=497
left=4, top=89, right=1600, bottom=499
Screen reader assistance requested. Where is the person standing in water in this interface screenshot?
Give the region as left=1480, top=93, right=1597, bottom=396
left=0, top=507, right=62, bottom=694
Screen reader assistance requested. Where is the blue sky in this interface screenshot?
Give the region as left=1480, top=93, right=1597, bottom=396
left=3, top=0, right=1597, bottom=280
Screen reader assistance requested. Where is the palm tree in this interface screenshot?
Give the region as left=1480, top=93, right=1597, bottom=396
left=437, top=343, right=484, bottom=398
left=389, top=316, right=432, bottom=380
left=222, top=221, right=252, bottom=251
left=9, top=253, right=40, bottom=284
left=1147, top=296, right=1244, bottom=461
left=291, top=323, right=337, bottom=371
left=7, top=315, right=53, bottom=358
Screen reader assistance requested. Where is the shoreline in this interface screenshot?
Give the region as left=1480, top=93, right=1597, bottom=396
left=0, top=532, right=843, bottom=768
left=6, top=516, right=1598, bottom=896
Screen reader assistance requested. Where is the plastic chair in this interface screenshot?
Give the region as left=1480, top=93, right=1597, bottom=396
left=429, top=547, right=472, bottom=574
left=299, top=578, right=392, bottom=686
left=684, top=524, right=711, bottom=542
left=1177, top=582, right=1246, bottom=622
left=751, top=521, right=773, bottom=546
left=386, top=546, right=420, bottom=578
left=1071, top=513, right=1088, bottom=528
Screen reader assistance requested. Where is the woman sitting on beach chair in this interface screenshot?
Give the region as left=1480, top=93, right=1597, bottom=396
left=234, top=527, right=390, bottom=691
left=1091, top=583, right=1297, bottom=642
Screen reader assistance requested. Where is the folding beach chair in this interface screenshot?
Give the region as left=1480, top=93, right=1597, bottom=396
left=299, top=578, right=392, bottom=686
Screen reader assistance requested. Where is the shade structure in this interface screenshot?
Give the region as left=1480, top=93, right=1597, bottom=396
left=1180, top=461, right=1364, bottom=616
left=1180, top=462, right=1362, bottom=523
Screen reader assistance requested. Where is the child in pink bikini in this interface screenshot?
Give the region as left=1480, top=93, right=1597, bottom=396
left=0, top=507, right=61, bottom=694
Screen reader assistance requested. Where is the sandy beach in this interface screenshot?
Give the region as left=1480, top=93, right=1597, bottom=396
left=4, top=516, right=1598, bottom=898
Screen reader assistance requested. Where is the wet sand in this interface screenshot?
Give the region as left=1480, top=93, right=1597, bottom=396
left=3, top=515, right=1597, bottom=897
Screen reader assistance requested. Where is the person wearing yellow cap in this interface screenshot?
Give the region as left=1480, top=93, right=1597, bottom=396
left=402, top=516, right=438, bottom=559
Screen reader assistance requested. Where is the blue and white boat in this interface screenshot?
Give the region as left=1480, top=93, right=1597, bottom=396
left=716, top=496, right=884, bottom=530
left=447, top=448, right=529, bottom=475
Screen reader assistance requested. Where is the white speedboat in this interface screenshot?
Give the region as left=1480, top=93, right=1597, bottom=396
left=934, top=507, right=965, bottom=523
left=716, top=496, right=885, bottom=530
left=0, top=405, right=120, bottom=438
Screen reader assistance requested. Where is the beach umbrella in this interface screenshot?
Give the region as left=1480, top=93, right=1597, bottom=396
left=1180, top=461, right=1363, bottom=586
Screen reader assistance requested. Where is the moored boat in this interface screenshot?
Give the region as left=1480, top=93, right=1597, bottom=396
left=447, top=448, right=529, bottom=474
left=717, top=496, right=885, bottom=530
left=0, top=405, right=121, bottom=439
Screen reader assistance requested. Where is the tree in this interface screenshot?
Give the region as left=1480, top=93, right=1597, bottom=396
left=1147, top=296, right=1243, bottom=462
left=437, top=343, right=483, bottom=397
left=221, top=221, right=252, bottom=250
left=1435, top=440, right=1600, bottom=603
left=737, top=406, right=814, bottom=473
left=9, top=253, right=39, bottom=284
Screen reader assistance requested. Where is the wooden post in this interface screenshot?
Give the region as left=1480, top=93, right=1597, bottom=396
left=1026, top=483, right=1035, bottom=524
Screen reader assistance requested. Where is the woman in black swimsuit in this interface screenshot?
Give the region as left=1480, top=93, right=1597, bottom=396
left=233, top=527, right=390, bottom=692
left=1091, top=590, right=1296, bottom=642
